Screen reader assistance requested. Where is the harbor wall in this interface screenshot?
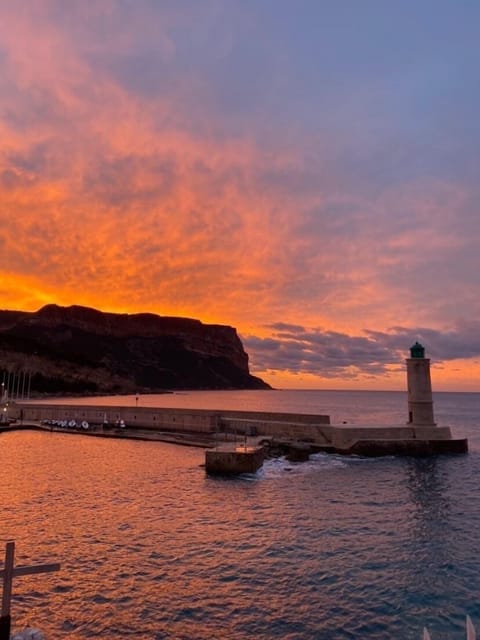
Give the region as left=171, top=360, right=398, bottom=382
left=12, top=403, right=330, bottom=436
left=8, top=403, right=467, bottom=455
left=14, top=403, right=217, bottom=433
left=327, top=425, right=453, bottom=450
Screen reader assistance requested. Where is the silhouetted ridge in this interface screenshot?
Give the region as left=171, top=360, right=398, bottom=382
left=0, top=304, right=270, bottom=394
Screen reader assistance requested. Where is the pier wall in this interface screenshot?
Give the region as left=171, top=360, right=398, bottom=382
left=327, top=425, right=453, bottom=450
left=220, top=418, right=333, bottom=443
left=12, top=403, right=330, bottom=436
left=8, top=403, right=466, bottom=456
left=14, top=404, right=218, bottom=433
left=218, top=410, right=330, bottom=425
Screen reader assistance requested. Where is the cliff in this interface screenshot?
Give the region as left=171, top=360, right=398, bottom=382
left=0, top=304, right=270, bottom=394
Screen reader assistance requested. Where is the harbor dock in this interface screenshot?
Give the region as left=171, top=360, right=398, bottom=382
left=0, top=344, right=469, bottom=463
left=1, top=407, right=468, bottom=458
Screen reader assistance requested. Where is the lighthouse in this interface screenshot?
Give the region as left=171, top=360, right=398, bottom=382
left=406, top=342, right=436, bottom=426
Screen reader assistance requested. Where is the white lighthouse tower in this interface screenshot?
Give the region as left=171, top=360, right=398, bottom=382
left=406, top=342, right=436, bottom=426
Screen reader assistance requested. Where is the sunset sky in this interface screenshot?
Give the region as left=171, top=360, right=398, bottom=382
left=1, top=1, right=479, bottom=390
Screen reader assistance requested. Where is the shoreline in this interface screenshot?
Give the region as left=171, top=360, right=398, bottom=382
left=0, top=421, right=218, bottom=448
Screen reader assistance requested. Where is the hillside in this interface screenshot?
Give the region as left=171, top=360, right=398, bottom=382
left=0, top=304, right=270, bottom=395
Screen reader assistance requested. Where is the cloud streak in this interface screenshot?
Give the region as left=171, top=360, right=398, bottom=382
left=244, top=320, right=480, bottom=385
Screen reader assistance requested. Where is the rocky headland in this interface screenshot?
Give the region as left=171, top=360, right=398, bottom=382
left=0, top=304, right=270, bottom=395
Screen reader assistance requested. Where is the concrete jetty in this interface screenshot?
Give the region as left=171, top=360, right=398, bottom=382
left=1, top=344, right=468, bottom=459
left=316, top=423, right=467, bottom=456
left=3, top=403, right=467, bottom=458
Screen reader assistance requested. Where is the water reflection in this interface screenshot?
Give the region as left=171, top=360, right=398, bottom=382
left=1, top=427, right=480, bottom=638
left=405, top=457, right=451, bottom=544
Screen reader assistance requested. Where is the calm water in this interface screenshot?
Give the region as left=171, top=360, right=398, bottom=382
left=3, top=390, right=480, bottom=639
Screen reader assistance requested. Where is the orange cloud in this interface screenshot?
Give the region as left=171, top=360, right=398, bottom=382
left=0, top=3, right=479, bottom=389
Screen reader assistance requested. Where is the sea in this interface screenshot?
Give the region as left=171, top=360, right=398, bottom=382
left=2, top=389, right=480, bottom=639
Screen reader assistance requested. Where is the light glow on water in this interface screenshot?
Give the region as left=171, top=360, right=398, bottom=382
left=4, top=391, right=480, bottom=638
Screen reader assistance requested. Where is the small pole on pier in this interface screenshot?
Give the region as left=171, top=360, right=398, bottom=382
left=0, top=541, right=61, bottom=640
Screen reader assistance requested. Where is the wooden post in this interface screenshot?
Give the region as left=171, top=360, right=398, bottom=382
left=0, top=541, right=60, bottom=640
left=0, top=542, right=14, bottom=640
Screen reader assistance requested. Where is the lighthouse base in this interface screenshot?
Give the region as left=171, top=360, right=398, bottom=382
left=316, top=423, right=468, bottom=457
left=345, top=436, right=468, bottom=457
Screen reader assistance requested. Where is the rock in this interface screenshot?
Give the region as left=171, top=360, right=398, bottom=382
left=0, top=304, right=270, bottom=394
left=285, top=444, right=311, bottom=462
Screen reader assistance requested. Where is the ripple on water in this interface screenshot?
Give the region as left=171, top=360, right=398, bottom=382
left=1, top=430, right=479, bottom=639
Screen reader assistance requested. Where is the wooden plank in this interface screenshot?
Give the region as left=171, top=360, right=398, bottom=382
left=0, top=563, right=61, bottom=579
left=1, top=542, right=14, bottom=617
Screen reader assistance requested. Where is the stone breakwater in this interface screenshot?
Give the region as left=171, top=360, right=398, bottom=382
left=7, top=402, right=468, bottom=456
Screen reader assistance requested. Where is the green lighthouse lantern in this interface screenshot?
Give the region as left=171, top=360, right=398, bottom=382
left=410, top=342, right=425, bottom=359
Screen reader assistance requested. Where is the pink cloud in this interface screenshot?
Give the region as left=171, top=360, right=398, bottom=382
left=0, top=2, right=479, bottom=388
